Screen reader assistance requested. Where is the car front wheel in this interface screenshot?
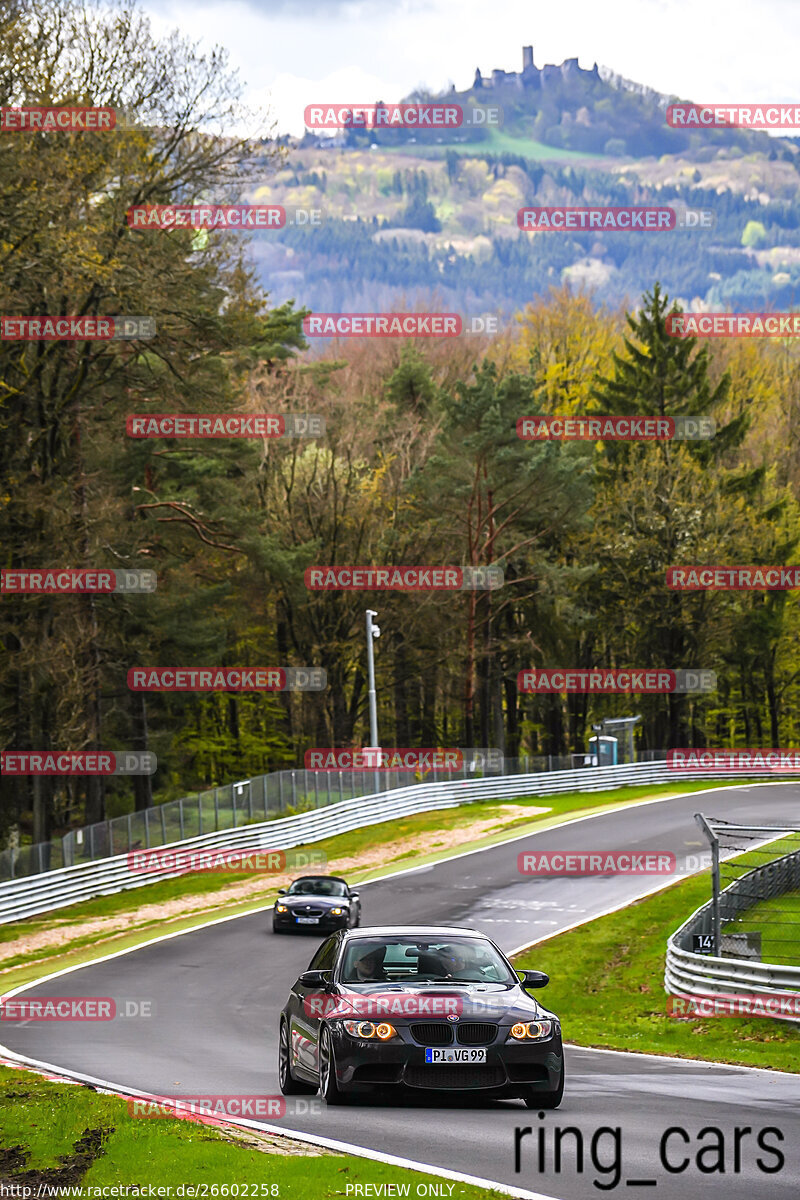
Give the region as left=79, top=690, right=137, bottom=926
left=278, top=1021, right=316, bottom=1095
left=319, top=1026, right=349, bottom=1105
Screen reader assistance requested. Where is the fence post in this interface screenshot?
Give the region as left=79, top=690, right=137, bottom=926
left=696, top=813, right=721, bottom=955
left=262, top=774, right=267, bottom=818
left=313, top=772, right=319, bottom=807
left=179, top=799, right=185, bottom=841
left=248, top=782, right=254, bottom=821
left=214, top=787, right=220, bottom=831
left=160, top=805, right=167, bottom=845
left=89, top=824, right=95, bottom=860
left=127, top=814, right=133, bottom=852
left=291, top=771, right=297, bottom=808
left=338, top=771, right=343, bottom=803
left=231, top=783, right=237, bottom=828
left=198, top=793, right=203, bottom=834
left=107, top=819, right=113, bottom=857
left=279, top=772, right=284, bottom=812
left=144, top=808, right=150, bottom=849
left=326, top=772, right=331, bottom=805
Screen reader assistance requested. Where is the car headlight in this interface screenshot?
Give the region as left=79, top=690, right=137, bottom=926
left=342, top=1020, right=398, bottom=1040
left=509, top=1020, right=553, bottom=1041
left=330, top=907, right=344, bottom=916
left=275, top=904, right=288, bottom=913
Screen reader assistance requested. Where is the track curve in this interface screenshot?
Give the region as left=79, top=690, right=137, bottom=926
left=3, top=784, right=800, bottom=1199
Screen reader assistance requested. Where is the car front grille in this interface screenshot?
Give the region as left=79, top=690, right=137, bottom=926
left=405, top=1064, right=506, bottom=1090
left=456, top=1023, right=498, bottom=1045
left=292, top=906, right=324, bottom=917
left=410, top=1023, right=453, bottom=1045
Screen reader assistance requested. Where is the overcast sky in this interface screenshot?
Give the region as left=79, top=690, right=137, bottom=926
left=142, top=0, right=799, bottom=137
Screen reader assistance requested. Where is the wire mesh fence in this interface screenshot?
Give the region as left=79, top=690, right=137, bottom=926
left=695, top=815, right=800, bottom=966
left=0, top=748, right=669, bottom=882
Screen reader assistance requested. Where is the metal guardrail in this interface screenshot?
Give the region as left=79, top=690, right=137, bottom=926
left=665, top=848, right=800, bottom=1017
left=0, top=758, right=723, bottom=924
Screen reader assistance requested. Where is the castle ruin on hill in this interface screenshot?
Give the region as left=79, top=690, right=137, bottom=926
left=473, top=46, right=600, bottom=90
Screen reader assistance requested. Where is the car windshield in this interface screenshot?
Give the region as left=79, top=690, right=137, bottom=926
left=287, top=878, right=347, bottom=897
left=340, top=937, right=515, bottom=984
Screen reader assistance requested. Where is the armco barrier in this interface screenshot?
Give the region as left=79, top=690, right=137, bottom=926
left=0, top=760, right=787, bottom=924
left=665, top=850, right=800, bottom=1019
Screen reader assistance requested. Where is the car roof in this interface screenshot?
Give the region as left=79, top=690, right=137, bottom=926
left=340, top=926, right=488, bottom=939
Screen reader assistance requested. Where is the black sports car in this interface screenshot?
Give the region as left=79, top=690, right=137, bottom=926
left=278, top=925, right=563, bottom=1107
left=272, top=875, right=361, bottom=934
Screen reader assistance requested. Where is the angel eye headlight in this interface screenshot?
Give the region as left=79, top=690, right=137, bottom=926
left=509, top=1020, right=553, bottom=1040
left=330, top=907, right=344, bottom=915
left=275, top=904, right=288, bottom=913
left=342, top=1020, right=398, bottom=1040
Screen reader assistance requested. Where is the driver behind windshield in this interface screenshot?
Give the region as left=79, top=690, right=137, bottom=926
left=348, top=946, right=389, bottom=982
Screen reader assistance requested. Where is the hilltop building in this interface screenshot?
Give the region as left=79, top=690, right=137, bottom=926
left=473, top=46, right=600, bottom=90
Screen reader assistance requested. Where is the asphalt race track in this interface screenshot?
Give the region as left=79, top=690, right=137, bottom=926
left=3, top=783, right=800, bottom=1199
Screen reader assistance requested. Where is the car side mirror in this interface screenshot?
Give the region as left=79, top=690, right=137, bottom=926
left=277, top=888, right=287, bottom=895
left=519, top=969, right=549, bottom=989
left=297, top=970, right=335, bottom=991
left=349, top=891, right=360, bottom=899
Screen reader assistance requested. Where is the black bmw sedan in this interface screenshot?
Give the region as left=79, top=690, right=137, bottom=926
left=278, top=925, right=563, bottom=1107
left=272, top=875, right=361, bottom=934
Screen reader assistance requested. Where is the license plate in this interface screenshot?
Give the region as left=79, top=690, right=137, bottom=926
left=425, top=1048, right=487, bottom=1063
left=296, top=917, right=319, bottom=924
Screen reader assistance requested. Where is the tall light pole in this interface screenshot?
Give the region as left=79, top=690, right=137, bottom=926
left=365, top=609, right=381, bottom=793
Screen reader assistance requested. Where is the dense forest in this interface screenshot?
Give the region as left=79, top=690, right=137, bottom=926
left=2, top=0, right=800, bottom=851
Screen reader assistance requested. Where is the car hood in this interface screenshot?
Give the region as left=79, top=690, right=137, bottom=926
left=281, top=895, right=348, bottom=910
left=326, top=982, right=555, bottom=1023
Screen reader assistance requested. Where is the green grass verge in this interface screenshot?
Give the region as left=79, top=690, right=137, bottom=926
left=0, top=1064, right=506, bottom=1195
left=0, top=782, right=735, bottom=993
left=730, top=889, right=800, bottom=965
left=513, top=872, right=800, bottom=1074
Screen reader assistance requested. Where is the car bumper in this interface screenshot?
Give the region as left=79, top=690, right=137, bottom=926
left=273, top=914, right=349, bottom=933
left=327, top=1025, right=563, bottom=1096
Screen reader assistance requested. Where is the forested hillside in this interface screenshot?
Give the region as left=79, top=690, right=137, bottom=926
left=2, top=3, right=800, bottom=849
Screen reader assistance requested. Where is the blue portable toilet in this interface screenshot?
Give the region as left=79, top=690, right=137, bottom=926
left=588, top=734, right=618, bottom=767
